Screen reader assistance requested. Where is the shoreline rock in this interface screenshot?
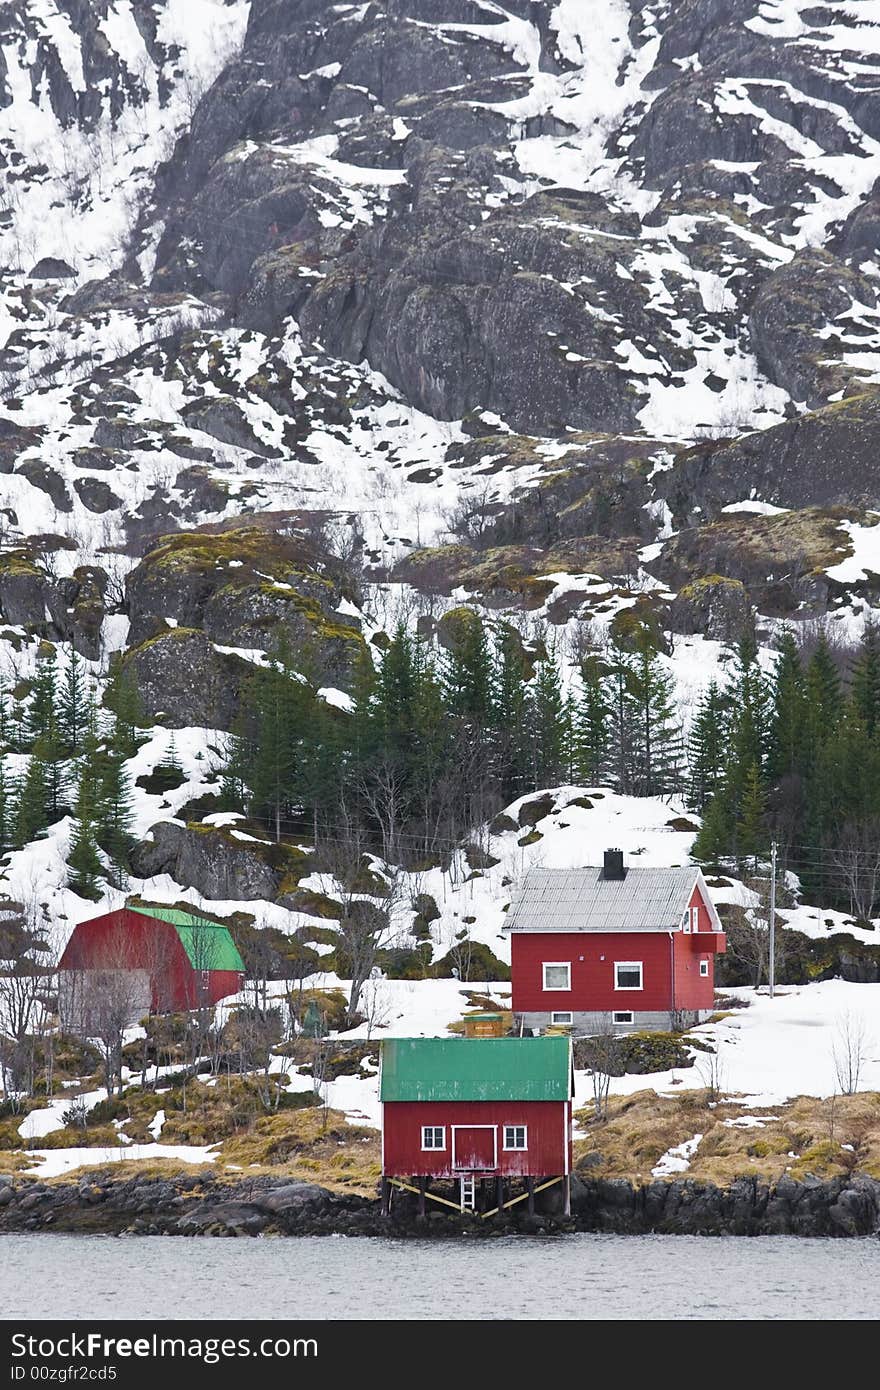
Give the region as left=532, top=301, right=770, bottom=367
left=1, top=1171, right=877, bottom=1239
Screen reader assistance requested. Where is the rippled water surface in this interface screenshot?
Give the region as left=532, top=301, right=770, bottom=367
left=4, top=1232, right=879, bottom=1320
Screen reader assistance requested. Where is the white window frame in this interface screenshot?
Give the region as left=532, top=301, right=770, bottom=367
left=614, top=961, right=643, bottom=991
left=421, top=1125, right=446, bottom=1151
left=612, top=1010, right=634, bottom=1025
left=699, top=959, right=710, bottom=978
left=199, top=969, right=210, bottom=991
left=691, top=905, right=700, bottom=933
left=550, top=1010, right=573, bottom=1026
left=543, top=961, right=571, bottom=991
left=503, top=1125, right=528, bottom=1152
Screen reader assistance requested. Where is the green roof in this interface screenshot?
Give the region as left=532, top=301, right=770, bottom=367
left=130, top=906, right=245, bottom=973
left=380, top=1037, right=571, bottom=1102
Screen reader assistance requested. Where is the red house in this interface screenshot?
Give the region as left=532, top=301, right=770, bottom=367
left=506, top=850, right=726, bottom=1036
left=58, top=905, right=245, bottom=1030
left=380, top=1036, right=573, bottom=1216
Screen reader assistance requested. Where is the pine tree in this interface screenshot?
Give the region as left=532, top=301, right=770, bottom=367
left=15, top=746, right=50, bottom=846
left=805, top=633, right=842, bottom=750
left=95, top=740, right=134, bottom=885
left=442, top=609, right=493, bottom=725
left=688, top=681, right=727, bottom=811
left=375, top=621, right=418, bottom=764
left=493, top=626, right=530, bottom=799
left=606, top=641, right=638, bottom=794
left=0, top=755, right=14, bottom=854
left=767, top=628, right=807, bottom=781
left=736, top=762, right=767, bottom=868
left=26, top=650, right=59, bottom=749
left=692, top=794, right=732, bottom=865
left=59, top=647, right=86, bottom=755
left=850, top=621, right=880, bottom=736
left=527, top=648, right=568, bottom=788
left=629, top=628, right=683, bottom=797
left=246, top=649, right=306, bottom=840
left=103, top=661, right=146, bottom=758
left=573, top=653, right=610, bottom=787
left=725, top=633, right=770, bottom=819
left=67, top=756, right=105, bottom=900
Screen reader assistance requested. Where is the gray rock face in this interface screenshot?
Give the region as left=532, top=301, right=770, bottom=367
left=658, top=391, right=880, bottom=518
left=180, top=396, right=279, bottom=457
left=668, top=576, right=752, bottom=643
left=73, top=476, right=121, bottom=513
left=129, top=819, right=309, bottom=901
left=28, top=257, right=75, bottom=279
left=122, top=629, right=251, bottom=730
left=15, top=460, right=71, bottom=513
left=124, top=526, right=365, bottom=703
left=748, top=251, right=878, bottom=406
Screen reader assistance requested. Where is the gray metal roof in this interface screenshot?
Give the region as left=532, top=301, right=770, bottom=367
left=505, top=866, right=720, bottom=934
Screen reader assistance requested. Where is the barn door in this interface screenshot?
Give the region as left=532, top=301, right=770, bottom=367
left=453, top=1126, right=497, bottom=1171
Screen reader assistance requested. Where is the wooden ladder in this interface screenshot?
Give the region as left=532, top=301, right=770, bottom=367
left=459, top=1175, right=476, bottom=1213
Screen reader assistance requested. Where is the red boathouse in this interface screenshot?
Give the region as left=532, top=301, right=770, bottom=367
left=506, top=851, right=726, bottom=1036
left=58, top=905, right=245, bottom=1030
left=380, top=1036, right=573, bottom=1216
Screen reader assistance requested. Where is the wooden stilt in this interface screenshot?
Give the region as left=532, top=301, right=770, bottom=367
left=496, top=1176, right=504, bottom=1215
left=527, top=1176, right=535, bottom=1216
left=418, top=1176, right=427, bottom=1218
left=381, top=1177, right=390, bottom=1216
left=563, top=1174, right=571, bottom=1217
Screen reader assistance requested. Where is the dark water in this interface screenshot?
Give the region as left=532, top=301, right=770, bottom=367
left=3, top=1233, right=879, bottom=1320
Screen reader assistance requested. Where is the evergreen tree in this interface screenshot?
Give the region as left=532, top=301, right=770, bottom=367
left=15, top=746, right=50, bottom=846
left=725, top=634, right=770, bottom=818
left=0, top=755, right=13, bottom=854
left=573, top=653, right=610, bottom=787
left=59, top=647, right=86, bottom=755
left=26, top=650, right=59, bottom=748
left=245, top=645, right=308, bottom=840
left=95, top=739, right=134, bottom=885
left=692, top=794, right=733, bottom=865
left=736, top=762, right=767, bottom=866
left=629, top=628, right=682, bottom=797
left=442, top=609, right=493, bottom=725
left=767, top=628, right=808, bottom=781
left=606, top=640, right=638, bottom=794
left=375, top=621, right=418, bottom=764
left=165, top=731, right=182, bottom=776
left=526, top=648, right=568, bottom=787
left=805, top=633, right=842, bottom=751
left=850, top=621, right=880, bottom=736
left=67, top=754, right=104, bottom=900
left=493, top=626, right=530, bottom=799
left=103, top=661, right=146, bottom=758
left=688, top=681, right=727, bottom=811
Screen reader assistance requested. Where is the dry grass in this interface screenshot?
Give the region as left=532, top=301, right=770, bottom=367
left=574, top=1090, right=880, bottom=1186
left=219, top=1105, right=380, bottom=1194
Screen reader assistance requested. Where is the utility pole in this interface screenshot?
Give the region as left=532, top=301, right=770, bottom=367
left=769, top=840, right=777, bottom=999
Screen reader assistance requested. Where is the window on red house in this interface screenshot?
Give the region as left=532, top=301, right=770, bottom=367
left=503, top=1126, right=527, bottom=1151
left=615, top=962, right=643, bottom=990
left=543, top=962, right=571, bottom=990
left=422, top=1126, right=445, bottom=1150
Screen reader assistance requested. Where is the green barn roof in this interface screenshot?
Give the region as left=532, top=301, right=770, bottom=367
left=130, top=906, right=245, bottom=973
left=380, top=1037, right=572, bottom=1102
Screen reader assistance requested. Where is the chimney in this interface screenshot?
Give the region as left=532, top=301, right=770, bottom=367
left=603, top=848, right=625, bottom=881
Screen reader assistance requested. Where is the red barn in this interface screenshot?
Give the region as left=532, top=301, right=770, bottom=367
left=506, top=851, right=726, bottom=1036
left=58, top=905, right=245, bottom=1030
left=380, top=1036, right=573, bottom=1216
